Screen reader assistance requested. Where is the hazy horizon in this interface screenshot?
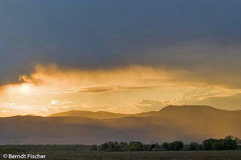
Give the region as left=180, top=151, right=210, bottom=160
left=1, top=104, right=241, bottom=118
left=0, top=104, right=240, bottom=145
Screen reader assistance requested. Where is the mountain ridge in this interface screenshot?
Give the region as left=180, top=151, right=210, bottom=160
left=48, top=105, right=240, bottom=119
left=0, top=105, right=240, bottom=144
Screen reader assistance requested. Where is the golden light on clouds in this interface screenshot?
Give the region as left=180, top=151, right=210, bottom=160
left=6, top=83, right=34, bottom=95
left=0, top=64, right=241, bottom=117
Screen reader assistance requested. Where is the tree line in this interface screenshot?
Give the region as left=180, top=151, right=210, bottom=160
left=0, top=136, right=240, bottom=153
left=90, top=136, right=241, bottom=152
left=90, top=141, right=184, bottom=152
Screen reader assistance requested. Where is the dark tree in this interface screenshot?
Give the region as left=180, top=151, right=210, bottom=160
left=202, top=138, right=217, bottom=150
left=119, top=142, right=128, bottom=151
left=107, top=142, right=115, bottom=152
left=151, top=143, right=159, bottom=151
left=99, top=143, right=108, bottom=151
left=223, top=136, right=237, bottom=150
left=169, top=141, right=184, bottom=151
left=129, top=141, right=144, bottom=151
left=189, top=142, right=199, bottom=150
left=161, top=142, right=169, bottom=151
left=235, top=137, right=241, bottom=149
left=113, top=141, right=120, bottom=151
left=203, top=136, right=237, bottom=150
left=143, top=144, right=151, bottom=151
left=90, top=144, right=98, bottom=151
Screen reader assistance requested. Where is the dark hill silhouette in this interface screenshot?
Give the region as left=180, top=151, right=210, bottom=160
left=49, top=105, right=236, bottom=119
left=49, top=110, right=130, bottom=119
left=0, top=105, right=240, bottom=145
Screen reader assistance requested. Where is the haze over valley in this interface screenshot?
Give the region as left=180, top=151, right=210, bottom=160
left=0, top=105, right=240, bottom=144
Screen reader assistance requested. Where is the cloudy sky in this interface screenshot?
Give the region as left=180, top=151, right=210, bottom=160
left=0, top=0, right=241, bottom=116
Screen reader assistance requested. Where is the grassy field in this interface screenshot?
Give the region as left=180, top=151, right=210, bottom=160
left=2, top=151, right=240, bottom=160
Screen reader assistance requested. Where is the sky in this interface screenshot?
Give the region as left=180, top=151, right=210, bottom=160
left=0, top=0, right=241, bottom=116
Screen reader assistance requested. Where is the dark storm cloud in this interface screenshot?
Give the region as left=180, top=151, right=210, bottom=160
left=0, top=0, right=241, bottom=86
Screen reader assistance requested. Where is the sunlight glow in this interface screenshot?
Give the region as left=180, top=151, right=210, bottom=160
left=0, top=65, right=241, bottom=117
left=19, top=84, right=32, bottom=94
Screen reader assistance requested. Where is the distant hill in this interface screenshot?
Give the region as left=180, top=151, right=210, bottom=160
left=48, top=105, right=225, bottom=118
left=25, top=114, right=40, bottom=117
left=49, top=110, right=130, bottom=119
left=0, top=105, right=240, bottom=145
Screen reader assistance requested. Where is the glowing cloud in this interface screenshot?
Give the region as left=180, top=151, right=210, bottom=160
left=0, top=64, right=241, bottom=117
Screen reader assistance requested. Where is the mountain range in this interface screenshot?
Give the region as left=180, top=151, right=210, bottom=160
left=0, top=105, right=240, bottom=144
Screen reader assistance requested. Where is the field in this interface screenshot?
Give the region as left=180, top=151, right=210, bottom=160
left=2, top=151, right=240, bottom=160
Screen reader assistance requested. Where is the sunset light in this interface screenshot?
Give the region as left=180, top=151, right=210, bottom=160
left=0, top=1, right=241, bottom=158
